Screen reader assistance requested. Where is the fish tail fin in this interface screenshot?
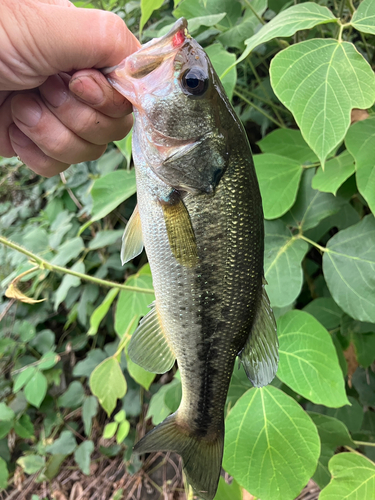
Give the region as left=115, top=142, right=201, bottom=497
left=134, top=412, right=223, bottom=500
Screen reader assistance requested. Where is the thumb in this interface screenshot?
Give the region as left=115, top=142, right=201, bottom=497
left=2, top=0, right=140, bottom=90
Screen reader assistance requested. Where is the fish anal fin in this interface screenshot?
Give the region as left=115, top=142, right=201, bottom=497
left=128, top=302, right=175, bottom=374
left=160, top=194, right=198, bottom=268
left=239, top=283, right=279, bottom=387
left=134, top=413, right=223, bottom=500
left=121, top=204, right=144, bottom=265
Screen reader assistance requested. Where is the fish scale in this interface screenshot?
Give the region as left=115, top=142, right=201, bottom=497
left=105, top=17, right=278, bottom=500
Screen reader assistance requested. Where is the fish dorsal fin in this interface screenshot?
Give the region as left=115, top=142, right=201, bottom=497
left=160, top=194, right=198, bottom=267
left=121, top=204, right=144, bottom=265
left=239, top=282, right=278, bottom=387
left=128, top=302, right=176, bottom=374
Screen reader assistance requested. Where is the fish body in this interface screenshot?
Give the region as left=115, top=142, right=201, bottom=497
left=106, top=18, right=278, bottom=500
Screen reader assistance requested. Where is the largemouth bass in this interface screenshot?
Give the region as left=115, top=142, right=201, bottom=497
left=105, top=18, right=278, bottom=500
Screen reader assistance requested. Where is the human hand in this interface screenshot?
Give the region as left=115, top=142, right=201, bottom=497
left=0, top=0, right=140, bottom=176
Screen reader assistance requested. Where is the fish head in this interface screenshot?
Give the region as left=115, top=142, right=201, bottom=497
left=105, top=18, right=237, bottom=194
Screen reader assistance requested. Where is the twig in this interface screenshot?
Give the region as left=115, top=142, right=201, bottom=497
left=60, top=172, right=83, bottom=210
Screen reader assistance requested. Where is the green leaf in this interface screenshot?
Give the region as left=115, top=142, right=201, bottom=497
left=90, top=357, right=127, bottom=416
left=351, top=0, right=375, bottom=35
left=226, top=365, right=252, bottom=414
left=115, top=264, right=155, bottom=337
left=14, top=414, right=34, bottom=439
left=88, top=230, right=123, bottom=251
left=73, top=349, right=107, bottom=378
left=205, top=43, right=236, bottom=100
left=17, top=320, right=36, bottom=342
left=323, top=215, right=375, bottom=323
left=353, top=332, right=375, bottom=368
left=114, top=410, right=125, bottom=423
left=215, top=476, right=242, bottom=500
left=270, top=39, right=375, bottom=166
left=0, top=457, right=8, bottom=489
left=308, top=412, right=355, bottom=488
left=238, top=3, right=337, bottom=63
left=223, top=386, right=320, bottom=500
left=257, top=128, right=318, bottom=164
left=303, top=297, right=343, bottom=330
left=89, top=169, right=136, bottom=224
left=0, top=421, right=13, bottom=440
left=74, top=441, right=94, bottom=475
left=88, top=288, right=119, bottom=336
left=254, top=154, right=303, bottom=219
left=103, top=422, right=118, bottom=439
left=57, top=381, right=85, bottom=409
left=17, top=454, right=45, bottom=474
left=0, top=403, right=15, bottom=421
left=54, top=261, right=85, bottom=310
left=51, top=237, right=84, bottom=267
left=46, top=431, right=77, bottom=455
left=24, top=370, right=47, bottom=408
left=140, top=0, right=164, bottom=34
left=277, top=310, right=348, bottom=407
left=307, top=396, right=364, bottom=434
left=82, top=396, right=98, bottom=436
left=38, top=352, right=59, bottom=371
left=282, top=169, right=346, bottom=231
left=114, top=128, right=133, bottom=168
left=352, top=368, right=375, bottom=407
left=264, top=220, right=308, bottom=307
left=186, top=13, right=226, bottom=32
left=146, top=378, right=182, bottom=425
left=174, top=0, right=241, bottom=29
left=116, top=420, right=130, bottom=444
left=126, top=352, right=155, bottom=390
left=345, top=116, right=375, bottom=215
left=320, top=453, right=375, bottom=500
left=312, top=151, right=355, bottom=195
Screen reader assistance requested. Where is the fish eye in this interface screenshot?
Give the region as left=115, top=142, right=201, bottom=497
left=181, top=67, right=208, bottom=96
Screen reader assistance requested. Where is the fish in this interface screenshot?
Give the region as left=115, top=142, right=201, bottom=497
left=105, top=18, right=278, bottom=500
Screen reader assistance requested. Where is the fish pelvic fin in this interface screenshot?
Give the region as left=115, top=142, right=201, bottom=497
left=239, top=280, right=279, bottom=387
left=121, top=204, right=144, bottom=265
left=134, top=413, right=223, bottom=500
left=160, top=194, right=198, bottom=268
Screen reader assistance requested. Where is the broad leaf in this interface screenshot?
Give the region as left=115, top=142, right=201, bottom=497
left=51, top=237, right=84, bottom=267
left=87, top=169, right=136, bottom=225
left=308, top=412, right=354, bottom=488
left=57, top=381, right=85, bottom=409
left=82, top=396, right=98, bottom=436
left=257, top=128, right=318, bottom=164
left=264, top=220, right=308, bottom=307
left=277, top=310, right=348, bottom=407
left=320, top=453, right=375, bottom=500
left=88, top=288, right=119, bottom=336
left=74, top=441, right=94, bottom=475
left=236, top=3, right=337, bottom=64
left=46, top=431, right=77, bottom=455
left=345, top=116, right=375, bottom=215
left=353, top=332, right=375, bottom=368
left=17, top=455, right=45, bottom=474
left=270, top=39, right=375, bottom=165
left=282, top=169, right=346, bottom=231
left=90, top=357, right=127, bottom=416
left=303, top=297, right=343, bottom=330
left=323, top=215, right=375, bottom=323
left=223, top=386, right=320, bottom=500
left=147, top=377, right=182, bottom=425
left=24, top=370, right=47, bottom=408
left=14, top=414, right=34, bottom=439
left=88, top=230, right=123, bottom=250
left=307, top=396, right=364, bottom=434
left=174, top=0, right=242, bottom=29
left=352, top=368, right=375, bottom=407
left=254, top=153, right=303, bottom=219
left=215, top=476, right=242, bottom=500
left=126, top=352, right=155, bottom=390
left=0, top=403, right=15, bottom=421
left=351, top=0, right=375, bottom=35
left=205, top=43, right=236, bottom=100
left=54, top=261, right=84, bottom=310
left=140, top=0, right=164, bottom=34
left=312, top=151, right=355, bottom=195
left=0, top=457, right=8, bottom=489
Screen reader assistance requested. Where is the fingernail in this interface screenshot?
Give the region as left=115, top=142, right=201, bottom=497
left=13, top=97, right=42, bottom=127
left=70, top=75, right=104, bottom=104
left=42, top=74, right=69, bottom=108
left=9, top=126, right=33, bottom=148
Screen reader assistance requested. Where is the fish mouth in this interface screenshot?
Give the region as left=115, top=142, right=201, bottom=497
left=103, top=18, right=189, bottom=103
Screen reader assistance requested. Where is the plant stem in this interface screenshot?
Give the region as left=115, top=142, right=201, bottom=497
left=0, top=236, right=154, bottom=295
left=233, top=90, right=285, bottom=129
left=238, top=87, right=291, bottom=116
left=243, top=0, right=265, bottom=25
left=354, top=441, right=375, bottom=448
left=338, top=0, right=346, bottom=18
left=297, top=234, right=327, bottom=253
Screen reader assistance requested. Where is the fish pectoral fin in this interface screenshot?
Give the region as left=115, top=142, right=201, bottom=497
left=160, top=195, right=198, bottom=267
left=121, top=204, right=144, bottom=265
left=239, top=281, right=279, bottom=387
left=134, top=413, right=223, bottom=500
left=128, top=302, right=176, bottom=374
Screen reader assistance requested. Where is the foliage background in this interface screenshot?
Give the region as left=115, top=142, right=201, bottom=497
left=1, top=0, right=375, bottom=499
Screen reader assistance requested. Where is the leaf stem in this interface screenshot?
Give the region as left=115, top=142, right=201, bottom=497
left=0, top=236, right=154, bottom=295
left=233, top=90, right=285, bottom=129
left=354, top=441, right=375, bottom=448
left=297, top=234, right=327, bottom=253
left=243, top=0, right=265, bottom=25
left=237, top=87, right=291, bottom=116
